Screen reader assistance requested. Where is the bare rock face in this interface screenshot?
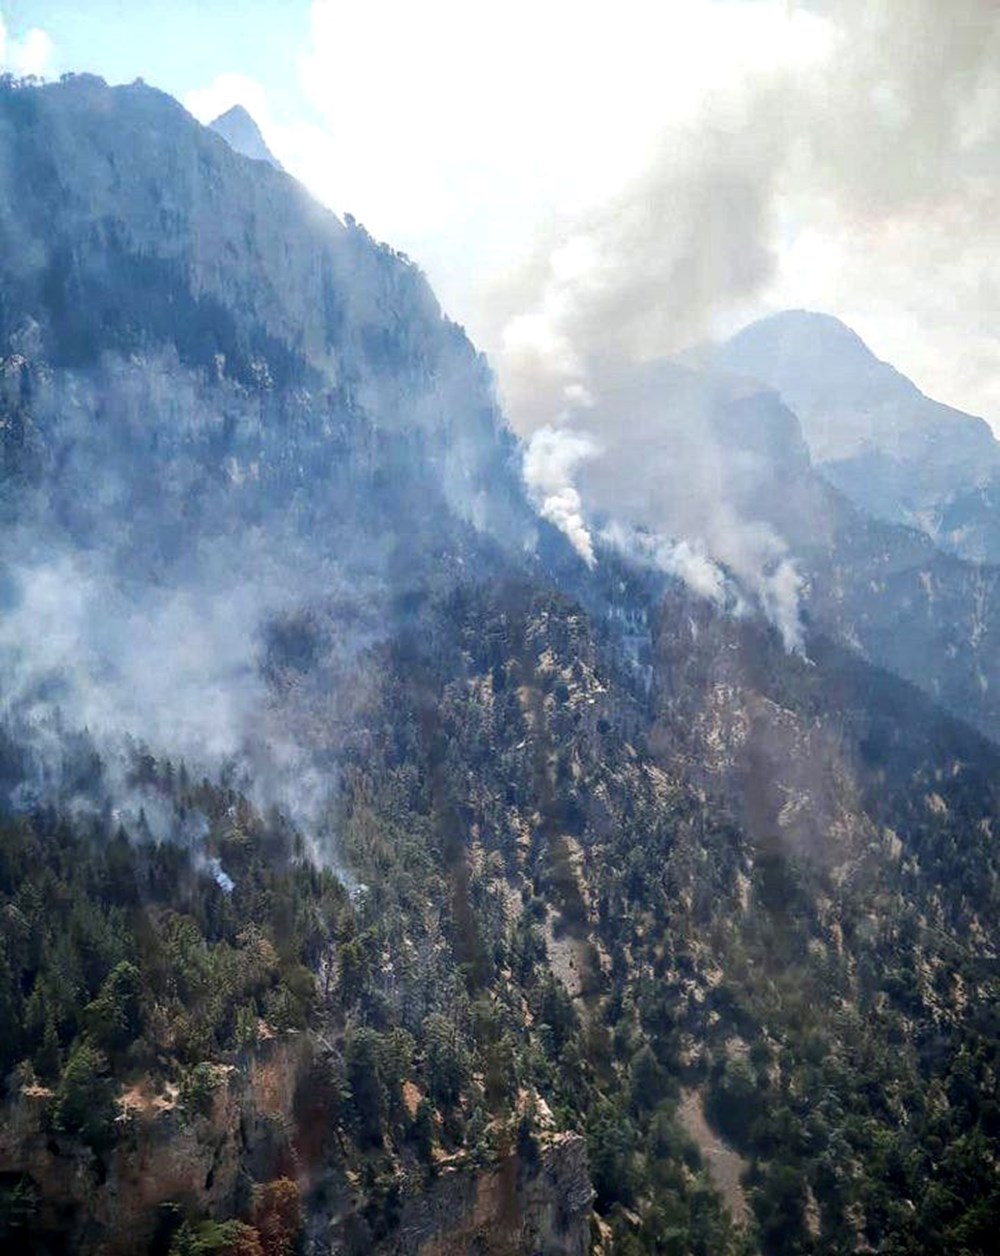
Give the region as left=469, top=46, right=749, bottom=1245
left=327, top=1133, right=593, bottom=1256
left=2, top=1044, right=595, bottom=1256
left=0, top=1039, right=307, bottom=1255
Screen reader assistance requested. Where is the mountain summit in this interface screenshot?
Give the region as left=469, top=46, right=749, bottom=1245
left=718, top=309, right=998, bottom=466
left=715, top=309, right=1000, bottom=558
left=209, top=102, right=283, bottom=170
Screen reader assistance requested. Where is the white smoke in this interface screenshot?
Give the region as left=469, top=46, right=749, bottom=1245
left=696, top=507, right=806, bottom=656
left=522, top=425, right=600, bottom=566
left=601, top=522, right=729, bottom=607
left=0, top=554, right=260, bottom=764
left=0, top=544, right=349, bottom=865
left=600, top=517, right=805, bottom=654
left=758, top=556, right=806, bottom=657
left=496, top=94, right=808, bottom=644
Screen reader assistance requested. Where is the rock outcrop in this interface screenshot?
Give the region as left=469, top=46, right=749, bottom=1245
left=327, top=1134, right=593, bottom=1256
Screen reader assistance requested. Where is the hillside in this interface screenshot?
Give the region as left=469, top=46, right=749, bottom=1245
left=1, top=74, right=1000, bottom=1256
left=573, top=358, right=1000, bottom=746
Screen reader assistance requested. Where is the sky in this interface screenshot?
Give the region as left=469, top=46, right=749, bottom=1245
left=3, top=0, right=1000, bottom=435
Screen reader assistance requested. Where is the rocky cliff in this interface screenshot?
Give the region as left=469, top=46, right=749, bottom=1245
left=330, top=1133, right=593, bottom=1256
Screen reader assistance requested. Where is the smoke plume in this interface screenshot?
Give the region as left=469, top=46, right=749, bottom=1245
left=488, top=0, right=1000, bottom=646
left=522, top=426, right=599, bottom=566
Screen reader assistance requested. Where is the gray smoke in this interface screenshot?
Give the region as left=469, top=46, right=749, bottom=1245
left=0, top=542, right=355, bottom=861
left=491, top=0, right=1000, bottom=401
left=0, top=343, right=398, bottom=868
left=492, top=0, right=1000, bottom=646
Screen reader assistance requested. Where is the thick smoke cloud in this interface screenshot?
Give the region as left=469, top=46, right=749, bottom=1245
left=494, top=102, right=786, bottom=430
left=489, top=0, right=1000, bottom=407
left=804, top=1, right=1000, bottom=219
left=489, top=0, right=1000, bottom=645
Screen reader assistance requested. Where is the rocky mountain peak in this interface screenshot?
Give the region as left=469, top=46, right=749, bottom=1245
left=209, top=103, right=283, bottom=170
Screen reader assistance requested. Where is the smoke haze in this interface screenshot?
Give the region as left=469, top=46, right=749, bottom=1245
left=481, top=0, right=1000, bottom=647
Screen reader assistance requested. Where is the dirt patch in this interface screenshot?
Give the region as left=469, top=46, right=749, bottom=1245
left=542, top=910, right=589, bottom=998
left=402, top=1080, right=424, bottom=1119
left=117, top=1079, right=178, bottom=1119
left=21, top=1084, right=54, bottom=1100
left=677, top=1088, right=750, bottom=1228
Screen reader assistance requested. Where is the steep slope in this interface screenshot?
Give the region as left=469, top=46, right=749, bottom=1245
left=6, top=569, right=1000, bottom=1255
left=715, top=310, right=1000, bottom=562
left=0, top=73, right=543, bottom=830
left=570, top=358, right=1000, bottom=746
left=2, top=72, right=1000, bottom=1256
left=0, top=73, right=531, bottom=549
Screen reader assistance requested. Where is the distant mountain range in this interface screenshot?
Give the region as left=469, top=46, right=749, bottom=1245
left=565, top=346, right=1000, bottom=746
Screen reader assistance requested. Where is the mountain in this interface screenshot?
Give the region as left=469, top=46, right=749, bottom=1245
left=0, top=71, right=543, bottom=823
left=0, top=73, right=528, bottom=551
left=2, top=73, right=1000, bottom=1256
left=570, top=357, right=1000, bottom=747
left=714, top=310, right=1000, bottom=562
left=209, top=104, right=283, bottom=170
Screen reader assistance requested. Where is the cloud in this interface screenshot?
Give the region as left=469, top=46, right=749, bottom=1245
left=184, top=72, right=273, bottom=130
left=0, top=12, right=55, bottom=78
